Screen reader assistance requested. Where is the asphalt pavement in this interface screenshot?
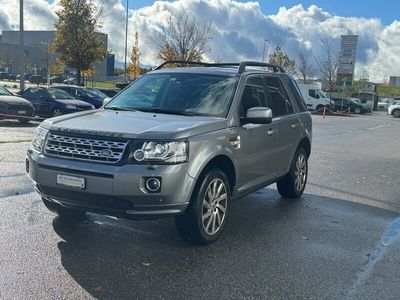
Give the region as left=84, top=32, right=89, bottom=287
left=0, top=112, right=399, bottom=299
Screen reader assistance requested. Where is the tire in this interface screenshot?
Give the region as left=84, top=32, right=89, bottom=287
left=18, top=119, right=30, bottom=124
left=393, top=109, right=400, bottom=118
left=277, top=147, right=308, bottom=199
left=52, top=107, right=63, bottom=117
left=315, top=105, right=324, bottom=111
left=42, top=198, right=86, bottom=220
left=354, top=107, right=361, bottom=114
left=175, top=169, right=231, bottom=245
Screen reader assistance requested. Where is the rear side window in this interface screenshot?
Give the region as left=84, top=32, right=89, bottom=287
left=288, top=79, right=307, bottom=112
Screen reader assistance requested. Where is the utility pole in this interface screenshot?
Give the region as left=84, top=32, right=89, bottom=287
left=262, top=39, right=268, bottom=63
left=123, top=0, right=128, bottom=83
left=19, top=0, right=25, bottom=91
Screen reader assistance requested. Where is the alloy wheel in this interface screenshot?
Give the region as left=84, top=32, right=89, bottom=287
left=294, top=153, right=307, bottom=192
left=202, top=178, right=227, bottom=235
left=394, top=110, right=400, bottom=118
left=53, top=108, right=63, bottom=117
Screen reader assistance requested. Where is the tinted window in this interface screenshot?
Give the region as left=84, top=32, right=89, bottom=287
left=264, top=77, right=290, bottom=117
left=47, top=88, right=74, bottom=99
left=108, top=74, right=237, bottom=117
left=288, top=79, right=307, bottom=112
left=239, top=77, right=269, bottom=117
left=23, top=88, right=43, bottom=101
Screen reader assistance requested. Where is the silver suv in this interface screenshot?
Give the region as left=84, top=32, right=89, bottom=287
left=26, top=61, right=312, bottom=244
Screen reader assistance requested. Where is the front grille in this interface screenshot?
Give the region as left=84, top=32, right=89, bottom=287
left=44, top=133, right=129, bottom=164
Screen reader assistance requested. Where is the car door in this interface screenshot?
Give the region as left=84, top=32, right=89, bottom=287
left=234, top=76, right=280, bottom=190
left=264, top=76, right=300, bottom=177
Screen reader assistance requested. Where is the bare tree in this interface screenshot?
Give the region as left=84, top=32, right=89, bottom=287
left=268, top=46, right=296, bottom=75
left=317, top=39, right=337, bottom=98
left=155, top=12, right=212, bottom=64
left=297, top=51, right=315, bottom=84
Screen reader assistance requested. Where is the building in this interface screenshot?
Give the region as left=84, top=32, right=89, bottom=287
left=106, top=53, right=115, bottom=77
left=337, top=35, right=358, bottom=88
left=389, top=76, right=400, bottom=86
left=0, top=30, right=109, bottom=81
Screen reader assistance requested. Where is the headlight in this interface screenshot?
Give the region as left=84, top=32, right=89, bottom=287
left=32, top=127, right=48, bottom=152
left=65, top=104, right=77, bottom=109
left=129, top=141, right=188, bottom=164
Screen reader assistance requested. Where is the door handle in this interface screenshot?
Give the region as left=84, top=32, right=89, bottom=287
left=291, top=123, right=297, bottom=129
left=267, top=129, right=274, bottom=136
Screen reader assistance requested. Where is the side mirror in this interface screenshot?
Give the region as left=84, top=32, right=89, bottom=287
left=244, top=107, right=273, bottom=124
left=102, top=97, right=112, bottom=108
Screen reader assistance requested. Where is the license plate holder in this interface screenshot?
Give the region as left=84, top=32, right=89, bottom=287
left=57, top=174, right=85, bottom=189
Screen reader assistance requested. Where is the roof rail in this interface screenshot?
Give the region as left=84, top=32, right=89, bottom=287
left=238, top=61, right=285, bottom=73
left=154, top=60, right=285, bottom=73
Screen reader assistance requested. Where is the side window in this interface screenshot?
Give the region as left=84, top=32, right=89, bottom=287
left=23, top=88, right=41, bottom=101
left=264, top=77, right=292, bottom=117
left=288, top=79, right=307, bottom=112
left=309, top=89, right=319, bottom=99
left=239, top=76, right=269, bottom=117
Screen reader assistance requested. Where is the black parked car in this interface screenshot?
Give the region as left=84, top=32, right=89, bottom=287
left=28, top=75, right=47, bottom=84
left=55, top=85, right=106, bottom=108
left=0, top=86, right=34, bottom=123
left=332, top=97, right=371, bottom=114
left=0, top=72, right=16, bottom=81
left=20, top=87, right=94, bottom=118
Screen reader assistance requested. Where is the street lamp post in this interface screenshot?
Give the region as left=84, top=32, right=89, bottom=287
left=123, top=0, right=129, bottom=83
left=262, top=39, right=268, bottom=63
left=19, top=0, right=25, bottom=91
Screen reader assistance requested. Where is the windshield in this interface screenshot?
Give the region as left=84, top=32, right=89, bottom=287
left=47, top=88, right=74, bottom=99
left=85, top=88, right=107, bottom=98
left=106, top=73, right=237, bottom=117
left=318, top=90, right=327, bottom=98
left=0, top=86, right=12, bottom=96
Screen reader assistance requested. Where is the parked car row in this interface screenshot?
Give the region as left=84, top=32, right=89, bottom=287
left=0, top=84, right=113, bottom=123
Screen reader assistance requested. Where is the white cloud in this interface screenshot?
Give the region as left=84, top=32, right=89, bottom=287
left=0, top=0, right=399, bottom=82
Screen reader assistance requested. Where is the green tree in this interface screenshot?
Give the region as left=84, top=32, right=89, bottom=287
left=268, top=46, right=296, bottom=74
left=127, top=32, right=141, bottom=80
left=52, top=0, right=107, bottom=85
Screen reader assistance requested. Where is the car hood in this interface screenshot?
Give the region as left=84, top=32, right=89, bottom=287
left=55, top=99, right=92, bottom=107
left=40, top=109, right=228, bottom=139
left=0, top=95, right=33, bottom=106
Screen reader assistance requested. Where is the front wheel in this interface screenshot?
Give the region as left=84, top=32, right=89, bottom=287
left=393, top=109, right=400, bottom=118
left=277, top=147, right=308, bottom=199
left=354, top=107, right=361, bottom=114
left=42, top=198, right=86, bottom=220
left=52, top=107, right=63, bottom=117
left=175, top=169, right=230, bottom=245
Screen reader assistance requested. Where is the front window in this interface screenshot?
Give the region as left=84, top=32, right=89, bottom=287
left=47, top=88, right=74, bottom=99
left=0, top=86, right=12, bottom=96
left=106, top=73, right=237, bottom=117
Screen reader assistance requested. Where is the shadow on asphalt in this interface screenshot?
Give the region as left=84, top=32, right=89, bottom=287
left=51, top=188, right=396, bottom=299
left=0, top=120, right=39, bottom=127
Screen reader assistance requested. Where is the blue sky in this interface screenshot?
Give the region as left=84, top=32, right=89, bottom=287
left=127, top=0, right=399, bottom=24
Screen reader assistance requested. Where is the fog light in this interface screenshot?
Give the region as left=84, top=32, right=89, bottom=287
left=145, top=177, right=161, bottom=193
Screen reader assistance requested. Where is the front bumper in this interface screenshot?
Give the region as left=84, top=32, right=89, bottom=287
left=26, top=149, right=196, bottom=219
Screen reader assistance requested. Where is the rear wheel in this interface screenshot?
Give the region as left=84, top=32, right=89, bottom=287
left=175, top=169, right=230, bottom=245
left=354, top=107, right=361, bottom=114
left=277, top=147, right=308, bottom=199
left=393, top=109, right=400, bottom=118
left=42, top=198, right=85, bottom=220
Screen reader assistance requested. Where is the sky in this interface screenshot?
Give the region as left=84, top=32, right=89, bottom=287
left=1, top=0, right=400, bottom=82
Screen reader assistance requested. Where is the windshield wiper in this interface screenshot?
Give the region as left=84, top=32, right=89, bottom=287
left=105, top=106, right=136, bottom=112
left=133, top=107, right=201, bottom=116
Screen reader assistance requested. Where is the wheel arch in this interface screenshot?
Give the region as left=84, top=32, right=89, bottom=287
left=297, top=137, right=311, bottom=158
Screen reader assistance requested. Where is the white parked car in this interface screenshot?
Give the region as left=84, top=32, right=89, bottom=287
left=297, top=83, right=333, bottom=111
left=378, top=98, right=394, bottom=110
left=388, top=100, right=400, bottom=118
